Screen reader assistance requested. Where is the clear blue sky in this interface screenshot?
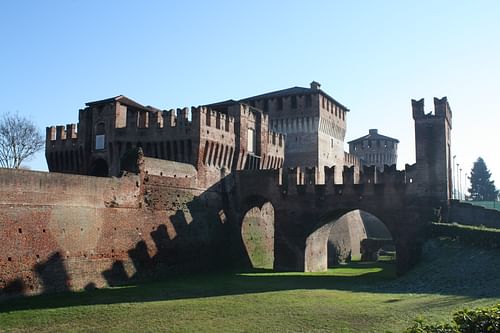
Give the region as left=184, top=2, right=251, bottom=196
left=1, top=1, right=499, bottom=192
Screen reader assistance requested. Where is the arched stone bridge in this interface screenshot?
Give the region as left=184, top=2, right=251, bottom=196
left=227, top=96, right=454, bottom=275
left=228, top=165, right=440, bottom=275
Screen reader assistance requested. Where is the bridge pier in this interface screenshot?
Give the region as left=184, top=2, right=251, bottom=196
left=273, top=214, right=307, bottom=271
left=395, top=239, right=422, bottom=275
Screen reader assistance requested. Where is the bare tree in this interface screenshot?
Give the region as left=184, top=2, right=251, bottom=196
left=0, top=112, right=45, bottom=169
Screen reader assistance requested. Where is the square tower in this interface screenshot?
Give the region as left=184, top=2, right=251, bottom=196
left=412, top=97, right=453, bottom=203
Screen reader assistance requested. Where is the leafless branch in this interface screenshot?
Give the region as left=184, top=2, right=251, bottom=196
left=0, top=112, right=44, bottom=168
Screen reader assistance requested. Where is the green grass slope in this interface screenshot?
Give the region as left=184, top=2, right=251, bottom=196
left=379, top=239, right=500, bottom=297
left=0, top=239, right=499, bottom=333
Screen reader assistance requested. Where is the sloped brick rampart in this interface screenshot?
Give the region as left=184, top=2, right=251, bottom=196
left=0, top=168, right=227, bottom=297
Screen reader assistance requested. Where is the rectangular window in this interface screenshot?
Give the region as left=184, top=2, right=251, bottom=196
left=247, top=128, right=255, bottom=153
left=95, top=135, right=105, bottom=150
left=291, top=96, right=297, bottom=109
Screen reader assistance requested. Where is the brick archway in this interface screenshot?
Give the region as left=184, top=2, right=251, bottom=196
left=304, top=209, right=394, bottom=272
left=240, top=199, right=275, bottom=269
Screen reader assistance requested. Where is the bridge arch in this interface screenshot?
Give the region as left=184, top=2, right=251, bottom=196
left=304, top=209, right=393, bottom=272
left=239, top=195, right=275, bottom=269
left=328, top=210, right=393, bottom=265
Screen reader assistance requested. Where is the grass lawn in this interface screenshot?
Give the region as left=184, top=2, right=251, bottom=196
left=1, top=240, right=499, bottom=332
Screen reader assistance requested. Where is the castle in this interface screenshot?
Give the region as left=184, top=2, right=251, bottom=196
left=5, top=83, right=486, bottom=298
left=45, top=82, right=358, bottom=186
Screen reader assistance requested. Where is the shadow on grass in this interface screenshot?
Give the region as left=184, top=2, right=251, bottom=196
left=5, top=235, right=500, bottom=314
left=2, top=252, right=499, bottom=314
left=0, top=261, right=395, bottom=313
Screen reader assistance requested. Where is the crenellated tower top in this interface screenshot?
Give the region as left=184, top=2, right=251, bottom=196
left=412, top=96, right=452, bottom=129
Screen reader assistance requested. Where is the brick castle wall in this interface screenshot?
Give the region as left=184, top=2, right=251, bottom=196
left=0, top=166, right=228, bottom=297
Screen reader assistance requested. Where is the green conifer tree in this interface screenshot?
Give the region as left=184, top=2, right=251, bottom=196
left=468, top=157, right=498, bottom=201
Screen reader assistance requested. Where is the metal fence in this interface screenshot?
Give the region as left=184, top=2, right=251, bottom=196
left=463, top=200, right=500, bottom=211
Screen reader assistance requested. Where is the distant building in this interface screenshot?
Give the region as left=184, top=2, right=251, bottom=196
left=348, top=129, right=399, bottom=170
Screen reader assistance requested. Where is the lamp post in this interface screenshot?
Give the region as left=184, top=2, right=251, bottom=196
left=453, top=155, right=457, bottom=199
left=463, top=170, right=468, bottom=201
left=456, top=163, right=460, bottom=200
left=459, top=167, right=463, bottom=200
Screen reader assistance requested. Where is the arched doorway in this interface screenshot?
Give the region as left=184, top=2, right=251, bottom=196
left=240, top=199, right=275, bottom=269
left=89, top=159, right=109, bottom=177
left=305, top=209, right=393, bottom=272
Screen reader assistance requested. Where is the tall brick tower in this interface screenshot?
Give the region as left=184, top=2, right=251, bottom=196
left=412, top=97, right=453, bottom=203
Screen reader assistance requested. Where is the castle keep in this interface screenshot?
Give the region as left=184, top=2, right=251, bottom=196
left=211, top=82, right=357, bottom=174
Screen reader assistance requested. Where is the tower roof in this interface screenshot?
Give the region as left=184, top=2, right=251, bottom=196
left=239, top=82, right=350, bottom=111
left=348, top=129, right=399, bottom=144
left=85, top=95, right=151, bottom=111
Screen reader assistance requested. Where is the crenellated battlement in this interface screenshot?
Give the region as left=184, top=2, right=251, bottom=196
left=158, top=108, right=190, bottom=128
left=47, top=104, right=240, bottom=141
left=433, top=96, right=452, bottom=126
left=258, top=164, right=412, bottom=201
left=412, top=96, right=452, bottom=126
left=411, top=98, right=425, bottom=119
left=192, top=106, right=236, bottom=134
left=46, top=124, right=78, bottom=146
left=276, top=164, right=411, bottom=189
